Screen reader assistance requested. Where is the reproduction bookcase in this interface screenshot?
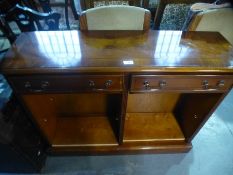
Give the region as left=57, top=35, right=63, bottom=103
left=1, top=30, right=233, bottom=154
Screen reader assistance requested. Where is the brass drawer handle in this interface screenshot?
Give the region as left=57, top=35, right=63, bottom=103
left=89, top=80, right=95, bottom=87
left=143, top=80, right=167, bottom=90
left=41, top=81, right=49, bottom=89
left=159, top=80, right=167, bottom=88
left=202, top=80, right=209, bottom=89
left=24, top=81, right=31, bottom=88
left=24, top=81, right=49, bottom=92
left=217, top=80, right=225, bottom=88
left=105, top=80, right=112, bottom=88
left=202, top=80, right=226, bottom=90
left=143, top=81, right=150, bottom=89
left=88, top=80, right=113, bottom=91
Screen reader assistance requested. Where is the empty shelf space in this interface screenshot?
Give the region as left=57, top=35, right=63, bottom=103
left=52, top=116, right=118, bottom=147
left=123, top=113, right=185, bottom=143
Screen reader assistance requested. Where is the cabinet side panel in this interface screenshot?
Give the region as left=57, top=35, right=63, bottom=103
left=22, top=95, right=57, bottom=144
left=174, top=93, right=223, bottom=142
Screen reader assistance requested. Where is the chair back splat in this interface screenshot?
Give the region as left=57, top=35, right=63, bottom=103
left=0, top=1, right=61, bottom=44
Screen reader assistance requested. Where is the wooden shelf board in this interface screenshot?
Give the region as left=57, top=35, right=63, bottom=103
left=123, top=113, right=185, bottom=143
left=52, top=116, right=118, bottom=147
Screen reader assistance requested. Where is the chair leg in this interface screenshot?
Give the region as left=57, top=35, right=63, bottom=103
left=142, top=0, right=149, bottom=8
left=70, top=0, right=80, bottom=20
left=65, top=0, right=70, bottom=29
left=0, top=17, right=16, bottom=44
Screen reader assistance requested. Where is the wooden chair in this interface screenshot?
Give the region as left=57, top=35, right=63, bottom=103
left=19, top=0, right=52, bottom=13
left=0, top=1, right=60, bottom=44
left=65, top=0, right=149, bottom=29
left=79, top=0, right=146, bottom=10
left=69, top=0, right=149, bottom=19
left=79, top=0, right=150, bottom=10
left=185, top=3, right=233, bottom=44
left=79, top=5, right=151, bottom=30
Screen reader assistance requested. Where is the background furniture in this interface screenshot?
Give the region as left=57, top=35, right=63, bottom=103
left=79, top=5, right=151, bottom=30
left=187, top=6, right=233, bottom=45
left=79, top=0, right=148, bottom=10
left=0, top=94, right=47, bottom=173
left=0, top=0, right=60, bottom=44
left=1, top=30, right=233, bottom=154
left=0, top=38, right=47, bottom=173
left=153, top=0, right=214, bottom=29
left=63, top=0, right=81, bottom=29
left=0, top=2, right=53, bottom=172
left=64, top=0, right=150, bottom=29
left=19, top=0, right=52, bottom=13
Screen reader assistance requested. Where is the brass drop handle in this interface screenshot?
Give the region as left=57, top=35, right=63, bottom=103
left=105, top=80, right=112, bottom=88
left=217, top=80, right=225, bottom=88
left=143, top=80, right=166, bottom=90
left=202, top=80, right=226, bottom=91
left=24, top=81, right=31, bottom=88
left=41, top=81, right=49, bottom=89
left=202, top=80, right=209, bottom=89
left=37, top=150, right=41, bottom=156
left=24, top=81, right=47, bottom=92
left=88, top=80, right=112, bottom=91
left=159, top=80, right=167, bottom=88
left=143, top=81, right=150, bottom=89
left=89, top=80, right=95, bottom=87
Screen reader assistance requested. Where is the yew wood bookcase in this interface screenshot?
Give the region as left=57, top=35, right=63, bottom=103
left=1, top=30, right=233, bottom=154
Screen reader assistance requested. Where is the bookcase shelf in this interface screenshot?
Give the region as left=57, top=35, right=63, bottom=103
left=123, top=113, right=185, bottom=143
left=53, top=116, right=118, bottom=147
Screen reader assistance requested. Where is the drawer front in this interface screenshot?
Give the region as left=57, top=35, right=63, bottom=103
left=130, top=75, right=233, bottom=92
left=9, top=75, right=123, bottom=93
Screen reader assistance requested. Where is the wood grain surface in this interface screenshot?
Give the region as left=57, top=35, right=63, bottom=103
left=1, top=30, right=233, bottom=74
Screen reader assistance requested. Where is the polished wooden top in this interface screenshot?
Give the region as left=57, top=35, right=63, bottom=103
left=1, top=30, right=233, bottom=74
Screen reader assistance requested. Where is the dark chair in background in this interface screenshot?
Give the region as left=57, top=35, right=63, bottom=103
left=19, top=0, right=52, bottom=13
left=0, top=0, right=60, bottom=44
left=0, top=94, right=48, bottom=173
left=0, top=1, right=51, bottom=172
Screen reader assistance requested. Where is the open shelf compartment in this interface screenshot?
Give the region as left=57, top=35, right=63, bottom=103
left=22, top=93, right=122, bottom=148
left=53, top=116, right=118, bottom=147
left=124, top=93, right=223, bottom=145
left=124, top=112, right=185, bottom=143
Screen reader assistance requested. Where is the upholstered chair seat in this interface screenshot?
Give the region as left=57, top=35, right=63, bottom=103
left=79, top=5, right=151, bottom=30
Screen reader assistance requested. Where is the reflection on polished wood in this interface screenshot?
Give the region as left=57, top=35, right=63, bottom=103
left=1, top=30, right=233, bottom=74
left=1, top=30, right=233, bottom=155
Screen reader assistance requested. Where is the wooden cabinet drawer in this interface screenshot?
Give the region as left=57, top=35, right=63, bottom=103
left=9, top=75, right=123, bottom=93
left=130, top=75, right=233, bottom=92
